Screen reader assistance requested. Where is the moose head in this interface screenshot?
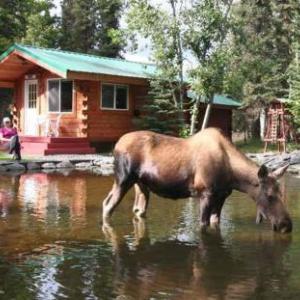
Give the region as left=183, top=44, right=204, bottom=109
left=255, top=164, right=292, bottom=233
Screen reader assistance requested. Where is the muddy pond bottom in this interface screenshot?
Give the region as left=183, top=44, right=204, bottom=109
left=0, top=171, right=300, bottom=299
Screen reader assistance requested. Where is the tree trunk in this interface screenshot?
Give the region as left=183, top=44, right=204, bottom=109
left=201, top=95, right=214, bottom=130
left=190, top=96, right=200, bottom=135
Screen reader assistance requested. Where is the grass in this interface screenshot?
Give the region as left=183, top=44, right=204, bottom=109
left=235, top=138, right=300, bottom=153
left=0, top=152, right=11, bottom=160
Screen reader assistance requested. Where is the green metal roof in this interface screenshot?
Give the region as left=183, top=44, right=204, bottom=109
left=187, top=90, right=241, bottom=108
left=0, top=44, right=157, bottom=79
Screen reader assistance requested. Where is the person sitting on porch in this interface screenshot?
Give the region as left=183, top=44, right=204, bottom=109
left=0, top=117, right=21, bottom=160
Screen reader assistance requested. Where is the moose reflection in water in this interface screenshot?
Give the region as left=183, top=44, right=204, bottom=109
left=103, top=218, right=292, bottom=300
left=103, top=128, right=292, bottom=233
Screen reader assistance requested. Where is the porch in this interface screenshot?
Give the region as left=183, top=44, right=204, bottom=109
left=20, top=136, right=96, bottom=156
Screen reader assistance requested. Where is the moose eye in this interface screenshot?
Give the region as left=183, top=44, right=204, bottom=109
left=268, top=195, right=275, bottom=202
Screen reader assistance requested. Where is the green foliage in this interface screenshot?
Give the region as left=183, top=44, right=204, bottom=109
left=0, top=0, right=59, bottom=51
left=60, top=0, right=123, bottom=57
left=0, top=0, right=32, bottom=51
left=126, top=0, right=186, bottom=134
left=287, top=46, right=300, bottom=127
left=133, top=78, right=184, bottom=134
left=22, top=0, right=60, bottom=48
left=227, top=0, right=300, bottom=105
left=126, top=0, right=233, bottom=134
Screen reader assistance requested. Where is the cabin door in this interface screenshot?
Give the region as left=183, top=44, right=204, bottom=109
left=24, top=79, right=39, bottom=135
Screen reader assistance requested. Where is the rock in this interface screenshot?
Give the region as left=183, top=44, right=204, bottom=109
left=290, top=151, right=300, bottom=165
left=42, top=162, right=56, bottom=169
left=101, top=166, right=114, bottom=176
left=0, top=166, right=7, bottom=172
left=6, top=163, right=26, bottom=171
left=93, top=156, right=114, bottom=166
left=42, top=169, right=56, bottom=174
left=287, top=166, right=300, bottom=175
left=56, top=169, right=73, bottom=176
left=75, top=162, right=93, bottom=169
left=91, top=167, right=103, bottom=175
left=27, top=162, right=41, bottom=170
left=56, top=160, right=74, bottom=169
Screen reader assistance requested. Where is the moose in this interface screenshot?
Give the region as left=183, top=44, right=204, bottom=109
left=102, top=128, right=292, bottom=233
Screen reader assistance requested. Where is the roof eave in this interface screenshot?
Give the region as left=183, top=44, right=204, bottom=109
left=67, top=70, right=149, bottom=85
left=15, top=49, right=67, bottom=78
left=0, top=44, right=67, bottom=78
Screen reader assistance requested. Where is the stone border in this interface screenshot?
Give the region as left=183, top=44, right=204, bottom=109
left=1, top=151, right=300, bottom=177
left=247, top=150, right=300, bottom=176
left=0, top=156, right=114, bottom=176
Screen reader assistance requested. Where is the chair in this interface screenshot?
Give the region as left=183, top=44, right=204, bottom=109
left=38, top=114, right=62, bottom=137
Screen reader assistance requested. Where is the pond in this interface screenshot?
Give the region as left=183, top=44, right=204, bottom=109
left=0, top=171, right=300, bottom=300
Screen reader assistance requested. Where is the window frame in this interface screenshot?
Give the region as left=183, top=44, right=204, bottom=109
left=47, top=78, right=74, bottom=113
left=100, top=83, right=129, bottom=111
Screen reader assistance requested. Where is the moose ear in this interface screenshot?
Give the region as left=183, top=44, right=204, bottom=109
left=271, top=164, right=289, bottom=179
left=258, top=164, right=269, bottom=180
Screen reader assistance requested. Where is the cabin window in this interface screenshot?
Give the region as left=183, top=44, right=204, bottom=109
left=48, top=79, right=73, bottom=112
left=101, top=83, right=129, bottom=110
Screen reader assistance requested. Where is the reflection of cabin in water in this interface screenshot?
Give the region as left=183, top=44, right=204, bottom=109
left=0, top=44, right=240, bottom=155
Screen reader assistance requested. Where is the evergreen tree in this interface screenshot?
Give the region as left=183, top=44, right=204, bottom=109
left=288, top=53, right=300, bottom=126
left=229, top=0, right=300, bottom=105
left=59, top=0, right=123, bottom=57
left=287, top=11, right=300, bottom=127
left=0, top=0, right=59, bottom=51
left=0, top=0, right=31, bottom=51
left=134, top=78, right=182, bottom=134
left=60, top=0, right=95, bottom=53
left=22, top=0, right=60, bottom=48
left=94, top=0, right=123, bottom=57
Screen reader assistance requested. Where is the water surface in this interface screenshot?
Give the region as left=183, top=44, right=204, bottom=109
left=0, top=171, right=300, bottom=299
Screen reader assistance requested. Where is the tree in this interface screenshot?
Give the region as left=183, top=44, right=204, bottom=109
left=125, top=0, right=234, bottom=135
left=183, top=0, right=233, bottom=133
left=0, top=0, right=59, bottom=51
left=228, top=0, right=300, bottom=105
left=59, top=0, right=123, bottom=57
left=0, top=0, right=31, bottom=52
left=126, top=0, right=186, bottom=134
left=133, top=78, right=182, bottom=134
left=94, top=0, right=123, bottom=57
left=22, top=0, right=60, bottom=48
left=287, top=13, right=300, bottom=127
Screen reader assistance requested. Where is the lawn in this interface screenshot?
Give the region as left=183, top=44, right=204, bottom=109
left=235, top=138, right=300, bottom=153
left=0, top=152, right=10, bottom=160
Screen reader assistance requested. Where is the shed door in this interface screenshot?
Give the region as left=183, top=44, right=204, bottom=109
left=24, top=80, right=38, bottom=135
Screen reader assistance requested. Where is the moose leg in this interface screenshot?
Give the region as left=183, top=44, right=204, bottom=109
left=199, top=190, right=214, bottom=227
left=102, top=180, right=133, bottom=220
left=210, top=190, right=232, bottom=224
left=133, top=183, right=150, bottom=218
left=210, top=197, right=226, bottom=224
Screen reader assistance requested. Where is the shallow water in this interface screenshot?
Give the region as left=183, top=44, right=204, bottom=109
left=0, top=171, right=300, bottom=300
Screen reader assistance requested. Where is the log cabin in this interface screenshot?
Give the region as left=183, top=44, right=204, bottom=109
left=0, top=44, right=240, bottom=155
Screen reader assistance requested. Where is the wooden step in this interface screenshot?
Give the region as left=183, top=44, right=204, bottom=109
left=20, top=135, right=96, bottom=155
left=47, top=142, right=90, bottom=149
left=49, top=137, right=89, bottom=143
left=44, top=147, right=96, bottom=155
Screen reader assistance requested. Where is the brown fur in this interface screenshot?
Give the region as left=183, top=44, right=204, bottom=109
left=102, top=128, right=292, bottom=232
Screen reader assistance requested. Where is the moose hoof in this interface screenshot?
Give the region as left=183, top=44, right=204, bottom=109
left=200, top=220, right=209, bottom=227
left=133, top=208, right=146, bottom=218
left=210, top=214, right=220, bottom=224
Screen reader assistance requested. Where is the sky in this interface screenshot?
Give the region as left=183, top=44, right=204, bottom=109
left=51, top=0, right=151, bottom=63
